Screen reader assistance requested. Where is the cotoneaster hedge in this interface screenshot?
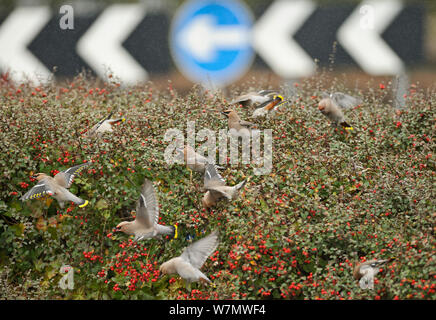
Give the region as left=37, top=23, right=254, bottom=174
left=0, top=72, right=434, bottom=300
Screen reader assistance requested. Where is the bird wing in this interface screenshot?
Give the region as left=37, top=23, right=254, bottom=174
left=208, top=187, right=232, bottom=200
left=180, top=230, right=219, bottom=269
left=87, top=123, right=100, bottom=136
left=239, top=119, right=254, bottom=128
left=135, top=179, right=159, bottom=228
left=20, top=180, right=54, bottom=200
left=230, top=92, right=256, bottom=104
left=54, top=162, right=90, bottom=188
left=209, top=179, right=246, bottom=200
left=258, top=90, right=277, bottom=96
left=331, top=92, right=362, bottom=109
left=204, top=164, right=226, bottom=189
left=88, top=112, right=113, bottom=135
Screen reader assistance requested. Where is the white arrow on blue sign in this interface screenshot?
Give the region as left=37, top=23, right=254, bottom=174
left=170, top=0, right=254, bottom=87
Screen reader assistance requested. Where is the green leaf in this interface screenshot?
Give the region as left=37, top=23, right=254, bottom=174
left=95, top=199, right=109, bottom=210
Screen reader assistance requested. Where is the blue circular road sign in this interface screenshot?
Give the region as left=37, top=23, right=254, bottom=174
left=170, top=0, right=254, bottom=87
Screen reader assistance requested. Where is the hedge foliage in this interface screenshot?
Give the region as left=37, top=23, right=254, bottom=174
left=0, top=72, right=434, bottom=300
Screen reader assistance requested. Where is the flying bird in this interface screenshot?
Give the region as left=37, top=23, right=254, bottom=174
left=202, top=163, right=247, bottom=209
left=159, top=230, right=219, bottom=290
left=21, top=163, right=90, bottom=208
left=353, top=258, right=394, bottom=289
left=318, top=92, right=362, bottom=130
left=86, top=112, right=125, bottom=137
left=230, top=90, right=279, bottom=107
left=115, top=178, right=176, bottom=241
left=252, top=94, right=287, bottom=118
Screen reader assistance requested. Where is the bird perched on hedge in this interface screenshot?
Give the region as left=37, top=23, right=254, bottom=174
left=252, top=94, right=286, bottom=118
left=20, top=162, right=90, bottom=208
left=318, top=92, right=362, bottom=130
left=221, top=109, right=253, bottom=139
left=176, top=145, right=223, bottom=174
left=230, top=90, right=279, bottom=107
left=202, top=163, right=247, bottom=209
left=159, top=229, right=219, bottom=290
left=86, top=112, right=125, bottom=137
left=353, top=258, right=395, bottom=289
left=115, top=178, right=176, bottom=241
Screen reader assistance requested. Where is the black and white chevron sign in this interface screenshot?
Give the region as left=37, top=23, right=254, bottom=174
left=0, top=4, right=171, bottom=85
left=0, top=1, right=425, bottom=85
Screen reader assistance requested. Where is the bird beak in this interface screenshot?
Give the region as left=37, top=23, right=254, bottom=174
left=113, top=227, right=120, bottom=232
left=318, top=105, right=324, bottom=111
left=221, top=112, right=229, bottom=118
left=158, top=270, right=166, bottom=279
left=30, top=174, right=38, bottom=179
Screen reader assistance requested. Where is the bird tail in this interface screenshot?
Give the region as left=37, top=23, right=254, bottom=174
left=199, top=276, right=211, bottom=285
left=100, top=112, right=114, bottom=123
left=65, top=190, right=88, bottom=208
left=78, top=200, right=89, bottom=208
left=111, top=118, right=125, bottom=124
left=157, top=224, right=177, bottom=239
left=173, top=224, right=178, bottom=239
left=340, top=121, right=354, bottom=130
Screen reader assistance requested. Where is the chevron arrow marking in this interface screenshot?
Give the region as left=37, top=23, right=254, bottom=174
left=252, top=0, right=317, bottom=78
left=0, top=6, right=52, bottom=84
left=337, top=0, right=405, bottom=75
left=76, top=4, right=148, bottom=85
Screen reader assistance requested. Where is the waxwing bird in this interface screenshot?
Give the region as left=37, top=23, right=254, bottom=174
left=159, top=230, right=219, bottom=290
left=318, top=92, right=362, bottom=130
left=115, top=178, right=176, bottom=242
left=202, top=163, right=247, bottom=209
left=230, top=90, right=279, bottom=107
left=87, top=112, right=126, bottom=137
left=221, top=109, right=253, bottom=138
left=252, top=94, right=286, bottom=118
left=21, top=162, right=90, bottom=208
left=176, top=145, right=224, bottom=174
left=176, top=145, right=224, bottom=184
left=353, top=258, right=395, bottom=289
